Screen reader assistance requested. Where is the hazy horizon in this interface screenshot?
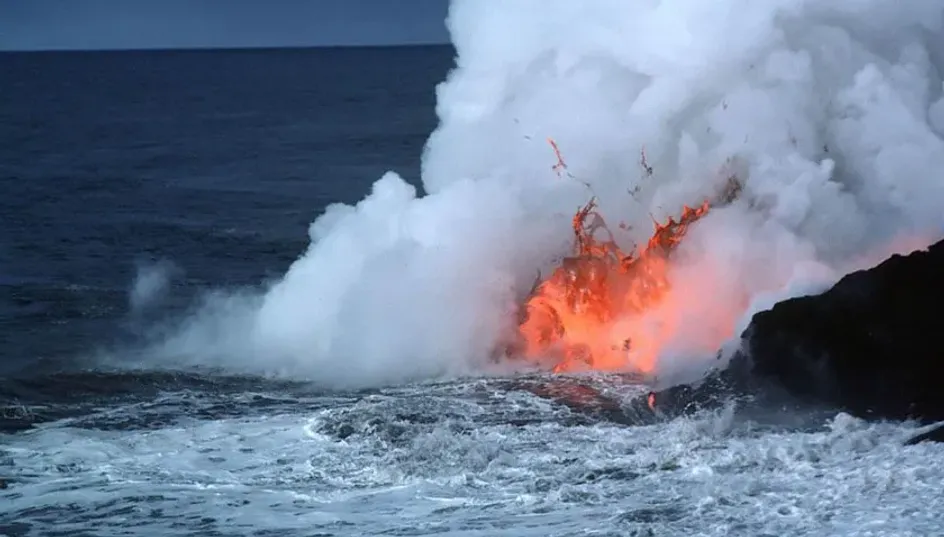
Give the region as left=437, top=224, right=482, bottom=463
left=0, top=42, right=455, bottom=54
left=0, top=0, right=451, bottom=51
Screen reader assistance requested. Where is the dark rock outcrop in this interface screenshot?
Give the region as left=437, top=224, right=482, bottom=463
left=645, top=238, right=944, bottom=437
left=745, top=239, right=944, bottom=422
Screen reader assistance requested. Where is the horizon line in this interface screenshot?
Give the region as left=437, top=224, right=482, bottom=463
left=0, top=41, right=454, bottom=54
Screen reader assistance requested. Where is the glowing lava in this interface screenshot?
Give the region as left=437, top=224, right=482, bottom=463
left=517, top=196, right=712, bottom=376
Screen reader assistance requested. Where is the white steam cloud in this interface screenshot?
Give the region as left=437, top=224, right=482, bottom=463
left=139, top=0, right=944, bottom=388
left=128, top=259, right=180, bottom=316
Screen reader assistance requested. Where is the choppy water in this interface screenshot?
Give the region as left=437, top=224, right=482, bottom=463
left=2, top=47, right=943, bottom=536
left=2, top=372, right=942, bottom=536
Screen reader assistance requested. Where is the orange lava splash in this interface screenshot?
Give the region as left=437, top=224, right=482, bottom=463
left=517, top=196, right=713, bottom=376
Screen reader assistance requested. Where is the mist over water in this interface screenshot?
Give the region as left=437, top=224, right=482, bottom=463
left=133, top=0, right=944, bottom=388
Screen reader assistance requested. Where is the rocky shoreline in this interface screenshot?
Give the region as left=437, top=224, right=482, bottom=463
left=640, top=238, right=944, bottom=443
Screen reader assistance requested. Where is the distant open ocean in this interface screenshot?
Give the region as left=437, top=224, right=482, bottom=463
left=1, top=46, right=447, bottom=374
left=1, top=46, right=942, bottom=537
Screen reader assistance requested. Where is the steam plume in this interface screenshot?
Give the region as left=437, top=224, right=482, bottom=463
left=141, top=0, right=944, bottom=388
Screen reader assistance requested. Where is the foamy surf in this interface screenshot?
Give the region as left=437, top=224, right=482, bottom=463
left=3, top=374, right=943, bottom=535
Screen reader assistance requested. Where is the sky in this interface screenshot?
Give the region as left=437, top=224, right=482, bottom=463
left=0, top=0, right=451, bottom=51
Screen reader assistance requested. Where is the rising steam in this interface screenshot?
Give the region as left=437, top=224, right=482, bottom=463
left=135, top=0, right=944, bottom=388
left=128, top=259, right=180, bottom=317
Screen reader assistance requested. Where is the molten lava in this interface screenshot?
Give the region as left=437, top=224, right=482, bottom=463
left=517, top=197, right=712, bottom=375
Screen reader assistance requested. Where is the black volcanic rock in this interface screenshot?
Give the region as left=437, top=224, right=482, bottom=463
left=744, top=239, right=944, bottom=423
left=645, top=237, right=944, bottom=432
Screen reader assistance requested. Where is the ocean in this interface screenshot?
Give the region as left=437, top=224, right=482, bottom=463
left=2, top=46, right=942, bottom=537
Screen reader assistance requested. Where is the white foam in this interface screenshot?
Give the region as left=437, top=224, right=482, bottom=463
left=4, top=389, right=943, bottom=535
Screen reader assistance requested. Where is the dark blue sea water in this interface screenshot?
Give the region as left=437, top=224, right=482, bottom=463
left=1, top=46, right=448, bottom=378
left=1, top=46, right=940, bottom=537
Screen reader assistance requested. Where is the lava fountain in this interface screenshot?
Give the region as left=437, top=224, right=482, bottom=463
left=514, top=142, right=743, bottom=377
